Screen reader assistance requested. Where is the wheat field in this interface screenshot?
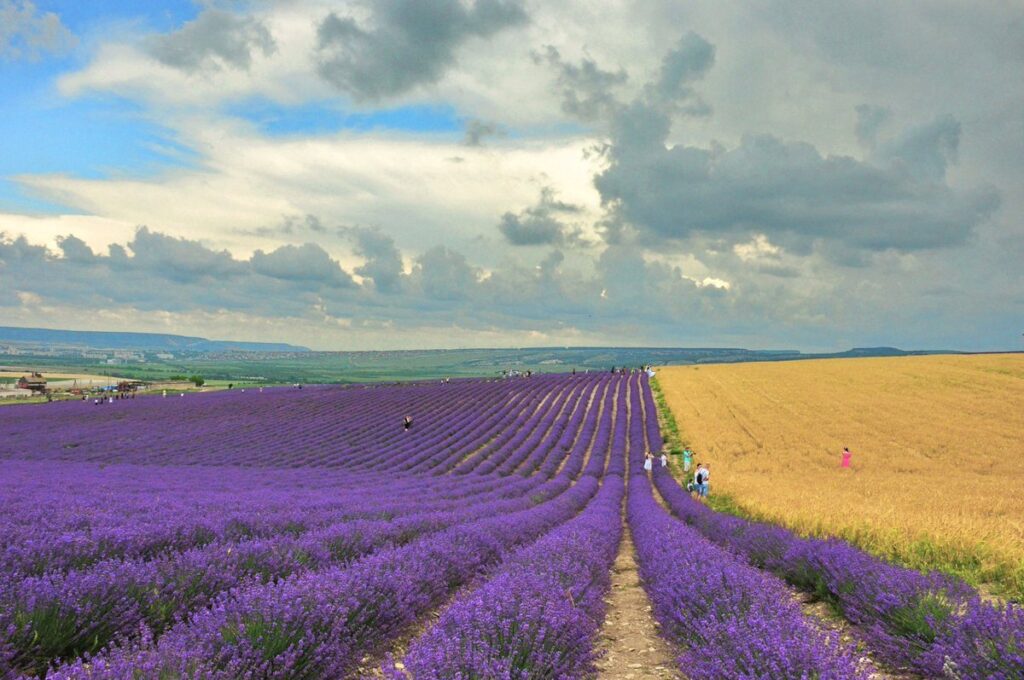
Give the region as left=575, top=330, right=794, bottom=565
left=656, top=353, right=1024, bottom=600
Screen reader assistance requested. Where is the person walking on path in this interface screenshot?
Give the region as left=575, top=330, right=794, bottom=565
left=643, top=452, right=654, bottom=472
left=682, top=447, right=693, bottom=472
left=403, top=415, right=413, bottom=432
left=841, top=447, right=852, bottom=468
left=659, top=452, right=668, bottom=468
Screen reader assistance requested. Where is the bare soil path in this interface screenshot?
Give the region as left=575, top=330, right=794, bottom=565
left=595, top=521, right=682, bottom=679
left=597, top=376, right=681, bottom=679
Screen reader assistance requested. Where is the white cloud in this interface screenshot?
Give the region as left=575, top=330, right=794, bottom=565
left=733, top=234, right=781, bottom=262
left=0, top=0, right=75, bottom=61
left=14, top=121, right=604, bottom=269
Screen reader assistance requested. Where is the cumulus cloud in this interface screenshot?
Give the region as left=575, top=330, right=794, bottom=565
left=251, top=243, right=354, bottom=286
left=148, top=8, right=276, bottom=72
left=0, top=0, right=74, bottom=61
left=348, top=227, right=405, bottom=293
left=498, top=187, right=585, bottom=246
left=0, top=226, right=742, bottom=347
left=0, top=228, right=358, bottom=318
left=315, top=0, right=528, bottom=101
left=647, top=31, right=714, bottom=113
left=592, top=40, right=1000, bottom=260
left=874, top=114, right=961, bottom=182
left=128, top=227, right=243, bottom=283
left=534, top=45, right=628, bottom=121
left=410, top=246, right=479, bottom=301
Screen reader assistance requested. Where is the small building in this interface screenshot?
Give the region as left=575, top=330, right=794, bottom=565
left=16, top=372, right=47, bottom=393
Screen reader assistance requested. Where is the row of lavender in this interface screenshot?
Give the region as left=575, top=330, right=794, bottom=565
left=633, top=373, right=1021, bottom=679
left=42, top=374, right=621, bottom=678
left=383, top=374, right=631, bottom=678
left=0, top=375, right=571, bottom=468
left=0, top=373, right=625, bottom=677
left=0, top=374, right=599, bottom=578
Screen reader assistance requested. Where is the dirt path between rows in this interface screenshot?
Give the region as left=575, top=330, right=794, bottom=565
left=597, top=376, right=681, bottom=679
left=595, top=520, right=682, bottom=679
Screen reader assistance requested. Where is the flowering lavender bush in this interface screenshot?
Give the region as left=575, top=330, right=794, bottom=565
left=393, top=473, right=624, bottom=679
left=0, top=373, right=629, bottom=677
left=628, top=472, right=867, bottom=679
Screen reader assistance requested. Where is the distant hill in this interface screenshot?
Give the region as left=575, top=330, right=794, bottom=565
left=0, top=326, right=309, bottom=353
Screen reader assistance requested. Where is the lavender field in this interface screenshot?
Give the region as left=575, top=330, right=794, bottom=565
left=0, top=374, right=1019, bottom=679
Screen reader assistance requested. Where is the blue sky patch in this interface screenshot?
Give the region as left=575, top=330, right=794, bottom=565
left=226, top=98, right=466, bottom=138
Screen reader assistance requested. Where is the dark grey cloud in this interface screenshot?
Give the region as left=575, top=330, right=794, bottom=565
left=410, top=246, right=478, bottom=301
left=238, top=214, right=328, bottom=239
left=647, top=31, right=714, bottom=113
left=464, top=118, right=504, bottom=146
left=533, top=32, right=998, bottom=261
left=535, top=45, right=628, bottom=121
left=129, top=227, right=242, bottom=282
left=571, top=32, right=1001, bottom=260
left=596, top=110, right=1000, bottom=256
left=348, top=227, right=405, bottom=293
left=251, top=243, right=354, bottom=286
left=0, top=0, right=75, bottom=61
left=855, top=104, right=890, bottom=147
left=148, top=9, right=275, bottom=72
left=874, top=114, right=960, bottom=182
left=56, top=235, right=95, bottom=263
left=316, top=0, right=528, bottom=101
left=0, top=228, right=359, bottom=318
left=498, top=187, right=584, bottom=246
left=8, top=225, right=1004, bottom=349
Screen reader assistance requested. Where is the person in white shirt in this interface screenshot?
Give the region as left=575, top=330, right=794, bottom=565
left=697, top=463, right=710, bottom=499
left=659, top=452, right=668, bottom=467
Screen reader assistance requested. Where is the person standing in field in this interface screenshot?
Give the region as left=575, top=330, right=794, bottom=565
left=643, top=452, right=654, bottom=472
left=693, top=463, right=709, bottom=499
left=689, top=463, right=702, bottom=494
left=682, top=447, right=693, bottom=472
left=841, top=447, right=852, bottom=468
left=660, top=452, right=668, bottom=467
left=700, top=463, right=710, bottom=498
left=403, top=415, right=413, bottom=432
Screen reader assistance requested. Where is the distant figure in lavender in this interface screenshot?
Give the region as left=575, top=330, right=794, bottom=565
left=643, top=452, right=654, bottom=472
left=659, top=452, right=668, bottom=468
left=403, top=416, right=413, bottom=432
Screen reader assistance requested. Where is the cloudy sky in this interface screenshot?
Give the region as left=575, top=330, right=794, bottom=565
left=1, top=0, right=1021, bottom=351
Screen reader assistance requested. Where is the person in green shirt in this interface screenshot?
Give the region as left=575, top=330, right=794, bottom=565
left=682, top=447, right=694, bottom=472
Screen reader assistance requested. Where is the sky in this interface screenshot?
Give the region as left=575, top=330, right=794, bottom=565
left=0, top=0, right=1021, bottom=352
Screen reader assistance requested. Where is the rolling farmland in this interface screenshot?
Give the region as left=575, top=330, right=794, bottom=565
left=656, top=354, right=1024, bottom=600
left=0, top=371, right=1019, bottom=678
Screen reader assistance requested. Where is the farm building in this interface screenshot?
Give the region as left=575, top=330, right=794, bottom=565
left=16, top=372, right=47, bottom=393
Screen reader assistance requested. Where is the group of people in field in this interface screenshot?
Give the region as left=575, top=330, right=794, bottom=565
left=643, top=446, right=711, bottom=500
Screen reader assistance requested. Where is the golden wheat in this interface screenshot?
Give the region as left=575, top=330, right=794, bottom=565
left=656, top=354, right=1024, bottom=598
